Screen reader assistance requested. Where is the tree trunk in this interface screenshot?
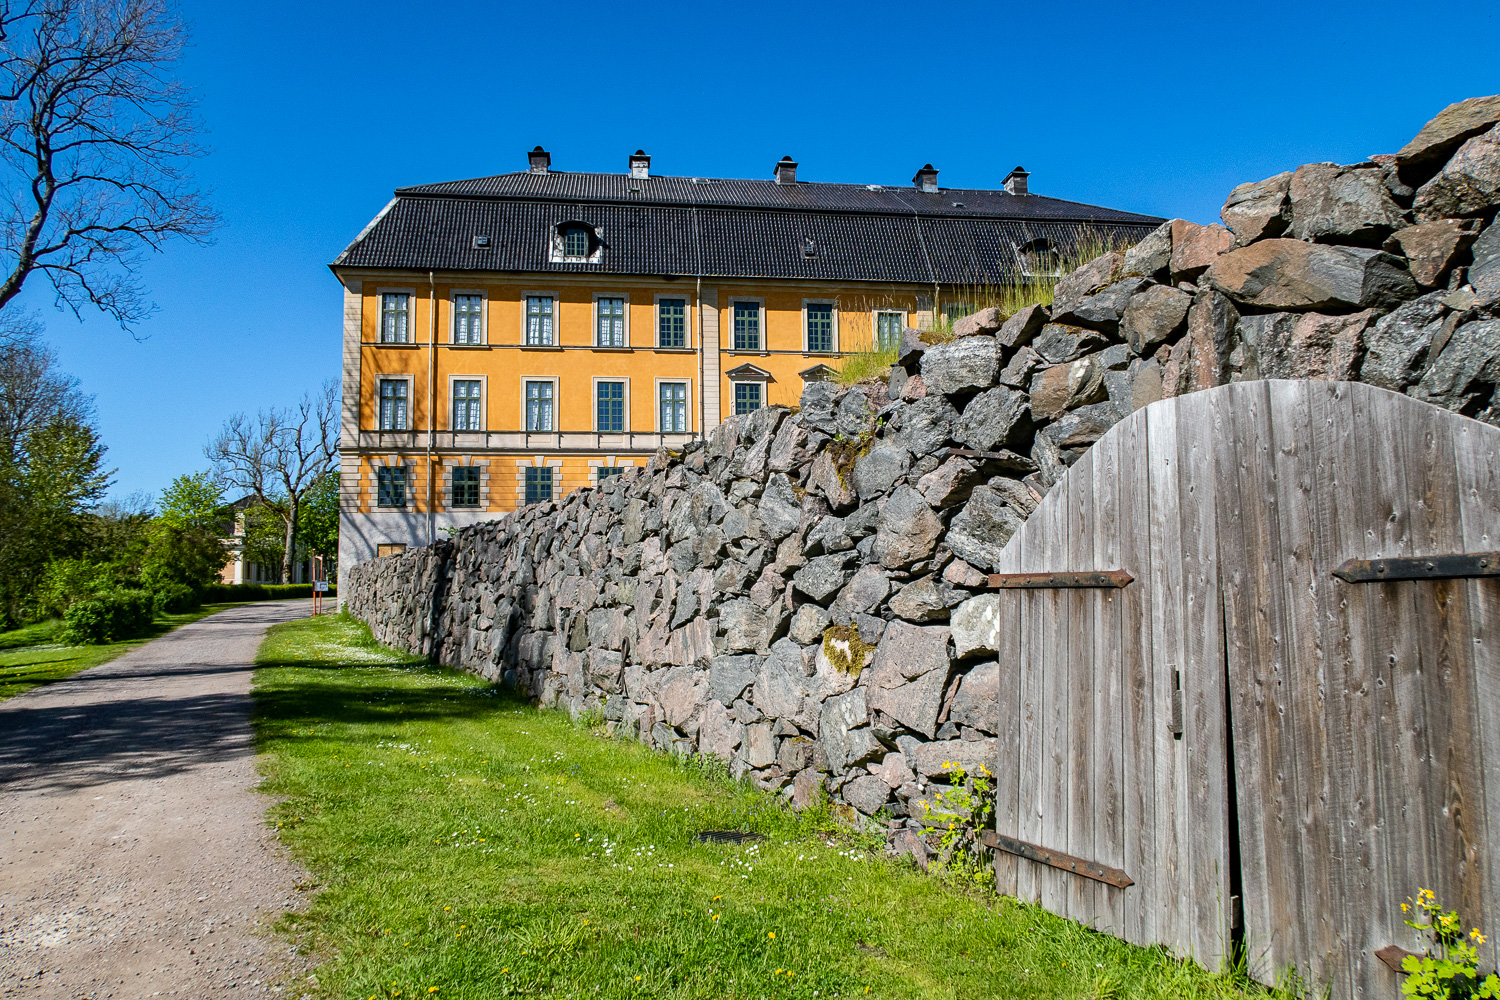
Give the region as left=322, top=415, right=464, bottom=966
left=281, top=501, right=297, bottom=584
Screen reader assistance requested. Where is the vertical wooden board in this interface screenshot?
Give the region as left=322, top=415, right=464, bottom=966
left=993, top=587, right=1023, bottom=897
left=1017, top=582, right=1045, bottom=905
left=1177, top=389, right=1229, bottom=970
left=1308, top=382, right=1387, bottom=1000
left=1216, top=380, right=1302, bottom=983
left=1092, top=420, right=1127, bottom=936
left=1401, top=410, right=1488, bottom=930
left=1065, top=451, right=1098, bottom=925
left=1116, top=408, right=1158, bottom=949
left=1264, top=381, right=1345, bottom=993
left=1451, top=415, right=1500, bottom=941
left=1145, top=398, right=1191, bottom=957
left=1038, top=463, right=1073, bottom=915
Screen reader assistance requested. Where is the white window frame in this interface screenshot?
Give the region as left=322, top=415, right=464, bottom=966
left=446, top=461, right=487, bottom=510
left=873, top=308, right=908, bottom=351
left=521, top=376, right=559, bottom=432
left=517, top=456, right=564, bottom=504
left=592, top=376, right=630, bottom=433
left=447, top=374, right=486, bottom=432
left=588, top=457, right=636, bottom=486
left=450, top=289, right=487, bottom=345
left=655, top=378, right=693, bottom=434
left=653, top=292, right=693, bottom=350
left=375, top=287, right=416, bottom=344
left=802, top=298, right=839, bottom=354
left=732, top=379, right=767, bottom=416
left=728, top=297, right=765, bottom=353
left=521, top=291, right=559, bottom=346
left=375, top=375, right=414, bottom=431
left=593, top=292, right=630, bottom=348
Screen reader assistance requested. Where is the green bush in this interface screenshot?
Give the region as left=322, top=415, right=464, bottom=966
left=198, top=582, right=334, bottom=603
left=31, top=558, right=113, bottom=620
left=62, top=588, right=157, bottom=644
left=151, top=581, right=201, bottom=614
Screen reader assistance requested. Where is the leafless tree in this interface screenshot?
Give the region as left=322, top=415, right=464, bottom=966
left=0, top=309, right=91, bottom=457
left=206, top=381, right=338, bottom=584
left=0, top=0, right=216, bottom=328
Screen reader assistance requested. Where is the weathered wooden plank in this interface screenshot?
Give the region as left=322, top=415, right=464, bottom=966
left=1178, top=389, right=1229, bottom=970
left=1266, top=380, right=1346, bottom=994
left=992, top=587, right=1022, bottom=897
left=1145, top=398, right=1191, bottom=958
left=1038, top=460, right=1073, bottom=915
left=1092, top=419, right=1127, bottom=936
left=1116, top=408, right=1158, bottom=949
left=1216, top=379, right=1300, bottom=983
left=1066, top=445, right=1098, bottom=924
left=1451, top=416, right=1500, bottom=945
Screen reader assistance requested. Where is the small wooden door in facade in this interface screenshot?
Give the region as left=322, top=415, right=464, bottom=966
left=991, top=380, right=1500, bottom=996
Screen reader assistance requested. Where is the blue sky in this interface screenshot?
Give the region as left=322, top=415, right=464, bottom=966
left=12, top=0, right=1494, bottom=501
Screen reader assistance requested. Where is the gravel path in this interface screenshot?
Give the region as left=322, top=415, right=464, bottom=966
left=0, top=601, right=316, bottom=998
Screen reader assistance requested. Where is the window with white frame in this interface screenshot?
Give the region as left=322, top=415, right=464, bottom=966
left=597, top=381, right=625, bottom=432
left=525, top=466, right=554, bottom=504
left=806, top=303, right=834, bottom=353
left=596, top=296, right=625, bottom=347
left=378, top=378, right=408, bottom=430
left=658, top=298, right=686, bottom=348
left=525, top=380, right=554, bottom=431
left=876, top=311, right=905, bottom=350
left=733, top=302, right=760, bottom=351
left=525, top=295, right=554, bottom=345
left=659, top=381, right=688, bottom=432
left=452, top=380, right=481, bottom=431
left=377, top=466, right=407, bottom=506
left=451, top=467, right=481, bottom=507
left=596, top=466, right=624, bottom=485
left=562, top=225, right=590, bottom=260
left=453, top=294, right=483, bottom=344
left=380, top=293, right=410, bottom=344
left=734, top=382, right=762, bottom=415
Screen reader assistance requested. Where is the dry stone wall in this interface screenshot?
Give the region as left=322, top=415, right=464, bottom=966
left=347, top=94, right=1500, bottom=826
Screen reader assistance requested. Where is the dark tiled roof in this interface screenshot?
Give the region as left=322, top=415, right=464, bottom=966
left=334, top=169, right=1164, bottom=285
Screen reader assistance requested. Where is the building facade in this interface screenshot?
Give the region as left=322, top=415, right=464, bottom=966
left=331, top=149, right=1161, bottom=589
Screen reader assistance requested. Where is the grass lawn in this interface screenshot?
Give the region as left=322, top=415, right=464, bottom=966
left=0, top=602, right=249, bottom=701
left=254, top=614, right=1273, bottom=1000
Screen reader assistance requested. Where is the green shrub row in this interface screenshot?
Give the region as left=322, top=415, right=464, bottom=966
left=198, top=582, right=335, bottom=603
left=62, top=589, right=157, bottom=644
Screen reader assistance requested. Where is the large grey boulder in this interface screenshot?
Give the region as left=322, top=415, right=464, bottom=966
left=887, top=395, right=960, bottom=455
left=1415, top=124, right=1500, bottom=220
left=951, top=307, right=1003, bottom=337
left=1050, top=277, right=1152, bottom=333
left=1040, top=402, right=1119, bottom=450
left=888, top=574, right=964, bottom=622
left=709, top=654, right=761, bottom=705
left=1122, top=220, right=1173, bottom=278
left=866, top=621, right=951, bottom=738
left=1049, top=251, right=1123, bottom=319
left=950, top=594, right=1001, bottom=658
left=1471, top=221, right=1500, bottom=302
left=819, top=687, right=881, bottom=771
left=871, top=486, right=943, bottom=570
left=1205, top=239, right=1419, bottom=312
left=1221, top=171, right=1292, bottom=244
left=842, top=774, right=892, bottom=815
left=1396, top=95, right=1500, bottom=182
left=757, top=473, right=803, bottom=540
left=1033, top=322, right=1112, bottom=364
left=999, top=345, right=1044, bottom=388
left=788, top=602, right=831, bottom=645
left=851, top=443, right=910, bottom=500
left=947, top=661, right=1000, bottom=734
left=995, top=304, right=1048, bottom=349
left=1255, top=310, right=1375, bottom=381
left=916, top=456, right=983, bottom=509
left=955, top=386, right=1032, bottom=451
left=807, top=450, right=856, bottom=511
left=1121, top=284, right=1192, bottom=355
left=751, top=649, right=807, bottom=719
left=1169, top=220, right=1233, bottom=282
left=1384, top=219, right=1480, bottom=288
left=1287, top=162, right=1407, bottom=246
left=1410, top=319, right=1500, bottom=421
left=798, top=381, right=840, bottom=435
left=945, top=486, right=1024, bottom=572
left=792, top=552, right=857, bottom=602
left=1359, top=292, right=1453, bottom=391
left=1029, top=354, right=1105, bottom=418
left=920, top=336, right=999, bottom=395
left=829, top=563, right=892, bottom=622
left=720, top=598, right=773, bottom=652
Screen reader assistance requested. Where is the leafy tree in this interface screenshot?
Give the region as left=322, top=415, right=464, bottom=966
left=240, top=500, right=287, bottom=580
left=140, top=471, right=226, bottom=591
left=295, top=470, right=339, bottom=565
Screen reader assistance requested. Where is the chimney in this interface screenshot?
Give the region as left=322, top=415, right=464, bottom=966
left=774, top=156, right=798, bottom=184
left=1004, top=166, right=1030, bottom=195
left=913, top=164, right=939, bottom=193
left=629, top=149, right=651, bottom=179
left=527, top=146, right=551, bottom=174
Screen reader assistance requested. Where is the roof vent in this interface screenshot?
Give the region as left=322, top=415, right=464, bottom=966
left=629, top=149, right=651, bottom=179
left=774, top=156, right=798, bottom=185
left=528, top=146, right=551, bottom=174
left=472, top=235, right=492, bottom=249
left=913, top=164, right=939, bottom=193
left=1005, top=166, right=1030, bottom=195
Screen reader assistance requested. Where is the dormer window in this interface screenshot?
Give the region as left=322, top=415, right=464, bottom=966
left=550, top=221, right=603, bottom=264
left=1016, top=237, right=1062, bottom=277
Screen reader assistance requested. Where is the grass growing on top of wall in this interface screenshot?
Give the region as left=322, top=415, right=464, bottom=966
left=253, top=613, right=1276, bottom=1000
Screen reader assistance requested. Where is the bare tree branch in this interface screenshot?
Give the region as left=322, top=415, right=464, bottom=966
left=206, top=380, right=338, bottom=584
left=0, top=307, right=92, bottom=458
left=0, top=0, right=216, bottom=329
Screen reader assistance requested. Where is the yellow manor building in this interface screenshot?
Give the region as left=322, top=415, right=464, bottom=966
left=331, top=148, right=1159, bottom=584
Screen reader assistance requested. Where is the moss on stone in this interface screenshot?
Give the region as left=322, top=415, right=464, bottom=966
left=821, top=624, right=875, bottom=676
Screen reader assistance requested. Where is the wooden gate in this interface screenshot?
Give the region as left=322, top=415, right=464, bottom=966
left=990, top=380, right=1500, bottom=996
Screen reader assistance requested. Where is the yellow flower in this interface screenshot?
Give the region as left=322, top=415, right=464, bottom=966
left=1473, top=929, right=1488, bottom=944
left=768, top=931, right=776, bottom=939
left=634, top=976, right=642, bottom=981
left=713, top=914, right=719, bottom=921
left=428, top=989, right=440, bottom=994
left=1402, top=903, right=1409, bottom=912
